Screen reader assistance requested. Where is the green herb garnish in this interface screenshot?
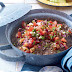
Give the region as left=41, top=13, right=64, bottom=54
left=44, top=45, right=48, bottom=48
left=49, top=35, right=53, bottom=39
left=58, top=25, right=61, bottom=30
left=40, top=36, right=45, bottom=40
left=33, top=41, right=36, bottom=45
left=38, top=30, right=40, bottom=32
left=52, top=27, right=56, bottom=32
left=32, top=29, right=36, bottom=32
left=47, top=21, right=50, bottom=24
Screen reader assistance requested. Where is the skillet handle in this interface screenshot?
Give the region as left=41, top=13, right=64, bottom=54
left=70, top=14, right=72, bottom=17
left=0, top=2, right=5, bottom=7
left=0, top=44, right=26, bottom=61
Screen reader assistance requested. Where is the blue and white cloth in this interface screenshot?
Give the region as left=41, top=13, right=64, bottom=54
left=61, top=48, right=72, bottom=72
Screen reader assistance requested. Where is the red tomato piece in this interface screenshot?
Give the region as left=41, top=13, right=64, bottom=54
left=28, top=27, right=34, bottom=31
left=49, top=25, right=53, bottom=31
left=49, top=21, right=53, bottom=23
left=28, top=44, right=34, bottom=48
left=24, top=31, right=31, bottom=36
left=68, top=29, right=72, bottom=33
left=17, top=32, right=21, bottom=38
left=33, top=22, right=37, bottom=26
left=51, top=32, right=54, bottom=36
left=31, top=39, right=34, bottom=43
left=55, top=37, right=59, bottom=41
left=30, top=48, right=35, bottom=53
left=36, top=40, right=40, bottom=43
left=39, top=29, right=46, bottom=35
left=61, top=38, right=67, bottom=43
left=25, top=50, right=30, bottom=53
left=57, top=24, right=62, bottom=27
left=32, top=37, right=36, bottom=40
left=37, top=20, right=43, bottom=22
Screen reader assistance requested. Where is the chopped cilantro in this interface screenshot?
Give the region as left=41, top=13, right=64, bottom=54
left=58, top=25, right=61, bottom=30
left=33, top=41, right=36, bottom=45
left=32, top=29, right=36, bottom=32
left=52, top=27, right=56, bottom=32
left=32, top=20, right=35, bottom=23
left=47, top=21, right=50, bottom=24
left=38, top=30, right=40, bottom=32
left=44, top=45, right=48, bottom=48
left=49, top=35, right=53, bottom=39
left=36, top=34, right=39, bottom=37
left=39, top=36, right=45, bottom=40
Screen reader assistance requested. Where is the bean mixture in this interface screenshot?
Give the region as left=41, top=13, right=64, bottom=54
left=15, top=19, right=72, bottom=55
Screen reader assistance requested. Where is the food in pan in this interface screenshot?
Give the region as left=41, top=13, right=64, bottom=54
left=15, top=19, right=72, bottom=55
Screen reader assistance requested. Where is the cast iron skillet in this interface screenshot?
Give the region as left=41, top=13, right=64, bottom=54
left=0, top=9, right=72, bottom=66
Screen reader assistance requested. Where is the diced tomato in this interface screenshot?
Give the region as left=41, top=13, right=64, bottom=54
left=17, top=32, right=21, bottom=38
left=33, top=22, right=37, bottom=26
left=28, top=27, right=34, bottom=31
left=49, top=25, right=52, bottom=28
left=51, top=32, right=54, bottom=36
left=25, top=49, right=30, bottom=53
left=61, top=38, right=67, bottom=43
left=30, top=47, right=35, bottom=53
left=23, top=47, right=28, bottom=51
left=46, top=27, right=49, bottom=30
left=28, top=36, right=32, bottom=38
left=31, top=39, right=34, bottom=43
left=57, top=24, right=62, bottom=27
left=24, top=31, right=31, bottom=36
left=29, top=39, right=34, bottom=48
left=36, top=40, right=40, bottom=43
left=28, top=44, right=34, bottom=48
left=32, top=37, right=36, bottom=40
left=39, top=29, right=46, bottom=35
left=49, top=21, right=53, bottom=23
left=23, top=47, right=30, bottom=53
left=55, top=37, right=59, bottom=41
left=37, top=20, right=43, bottom=22
left=19, top=38, right=24, bottom=44
left=61, top=43, right=68, bottom=50
left=49, top=25, right=53, bottom=31
left=54, top=47, right=57, bottom=50
left=68, top=29, right=72, bottom=33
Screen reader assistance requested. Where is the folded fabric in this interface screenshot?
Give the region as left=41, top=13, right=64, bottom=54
left=61, top=47, right=72, bottom=72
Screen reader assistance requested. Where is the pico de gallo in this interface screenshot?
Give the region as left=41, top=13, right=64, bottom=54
left=15, top=19, right=72, bottom=55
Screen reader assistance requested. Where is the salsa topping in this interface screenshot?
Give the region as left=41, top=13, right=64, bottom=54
left=15, top=19, right=72, bottom=55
